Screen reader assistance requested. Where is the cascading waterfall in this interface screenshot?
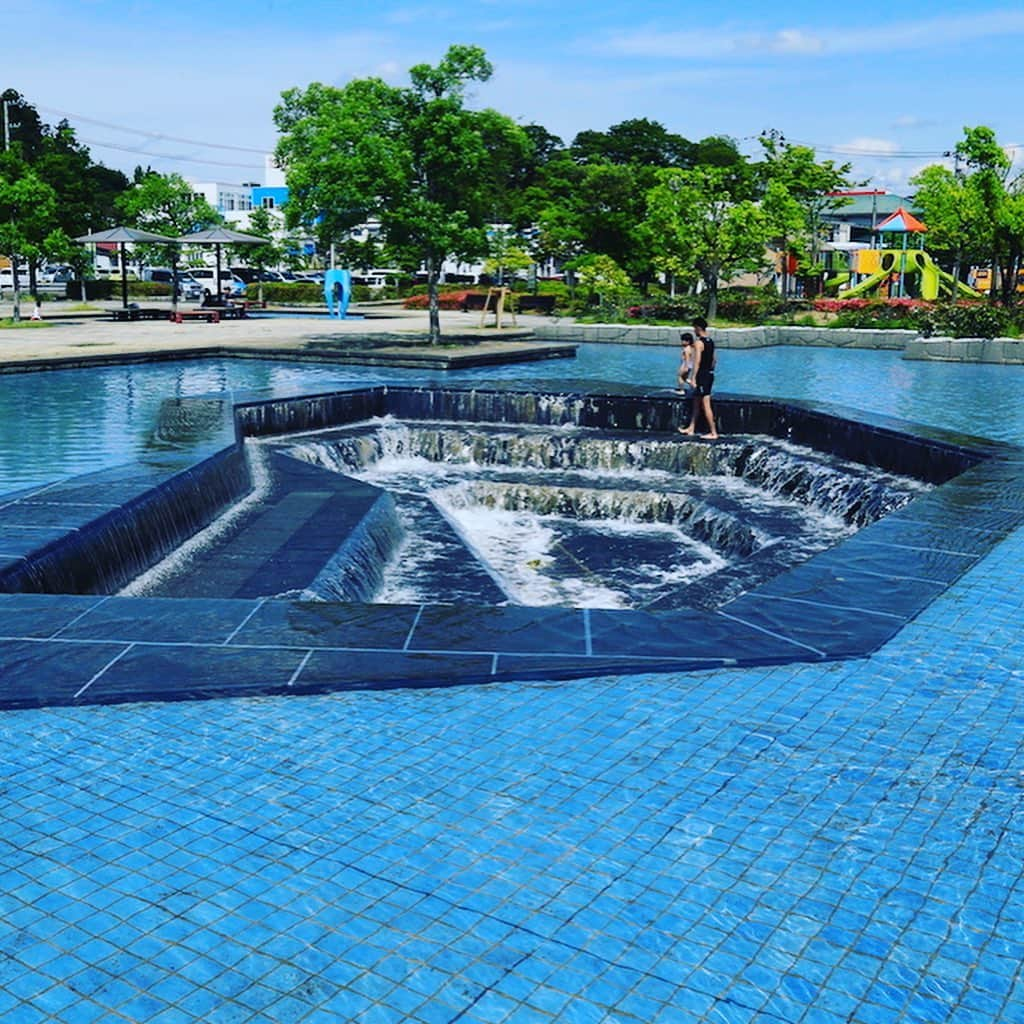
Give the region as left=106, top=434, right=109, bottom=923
left=282, top=419, right=930, bottom=611
left=304, top=492, right=405, bottom=602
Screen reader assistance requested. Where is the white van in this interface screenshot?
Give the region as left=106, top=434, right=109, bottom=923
left=187, top=268, right=245, bottom=296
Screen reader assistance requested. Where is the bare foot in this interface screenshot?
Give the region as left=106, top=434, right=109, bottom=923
left=677, top=426, right=695, bottom=435
left=699, top=433, right=719, bottom=440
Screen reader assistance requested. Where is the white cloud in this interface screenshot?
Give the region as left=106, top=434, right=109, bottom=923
left=835, top=138, right=902, bottom=156
left=593, top=8, right=1024, bottom=61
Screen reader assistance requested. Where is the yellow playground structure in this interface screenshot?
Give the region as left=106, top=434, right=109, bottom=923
left=825, top=206, right=980, bottom=301
left=828, top=248, right=980, bottom=301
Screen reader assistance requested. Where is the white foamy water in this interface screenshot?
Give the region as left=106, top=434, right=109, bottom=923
left=282, top=420, right=927, bottom=610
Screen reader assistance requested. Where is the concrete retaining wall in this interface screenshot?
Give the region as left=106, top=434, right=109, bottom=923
left=902, top=336, right=1024, bottom=364
left=541, top=322, right=1022, bottom=363
left=541, top=323, right=915, bottom=350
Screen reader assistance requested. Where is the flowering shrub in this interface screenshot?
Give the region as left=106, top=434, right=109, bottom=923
left=813, top=298, right=930, bottom=314
left=402, top=290, right=482, bottom=310
left=628, top=298, right=703, bottom=322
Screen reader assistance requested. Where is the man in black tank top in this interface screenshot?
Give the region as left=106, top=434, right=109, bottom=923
left=678, top=316, right=718, bottom=439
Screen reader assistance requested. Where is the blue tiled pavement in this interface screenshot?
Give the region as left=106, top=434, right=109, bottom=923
left=2, top=524, right=1023, bottom=1020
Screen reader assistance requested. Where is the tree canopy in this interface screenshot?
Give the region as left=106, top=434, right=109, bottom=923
left=274, top=44, right=530, bottom=341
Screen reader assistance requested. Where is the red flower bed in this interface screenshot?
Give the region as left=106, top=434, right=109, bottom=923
left=403, top=290, right=481, bottom=310
left=813, top=297, right=932, bottom=313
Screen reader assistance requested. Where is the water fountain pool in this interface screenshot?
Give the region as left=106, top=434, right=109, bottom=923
left=3, top=380, right=1019, bottom=710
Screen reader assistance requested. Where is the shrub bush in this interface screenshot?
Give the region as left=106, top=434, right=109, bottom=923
left=918, top=303, right=1013, bottom=339
left=127, top=282, right=173, bottom=298
left=245, top=282, right=323, bottom=304
left=403, top=290, right=483, bottom=310
left=628, top=297, right=704, bottom=322
left=67, top=279, right=113, bottom=300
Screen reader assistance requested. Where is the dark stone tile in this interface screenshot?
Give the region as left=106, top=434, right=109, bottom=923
left=821, top=532, right=978, bottom=586
left=408, top=604, right=587, bottom=655
left=855, top=516, right=997, bottom=556
left=57, top=596, right=259, bottom=644
left=587, top=607, right=816, bottom=662
left=0, top=526, right=84, bottom=558
left=736, top=559, right=945, bottom=622
left=0, top=502, right=118, bottom=528
left=0, top=640, right=128, bottom=709
left=292, top=649, right=496, bottom=692
left=493, top=653, right=725, bottom=683
left=723, top=594, right=903, bottom=658
left=0, top=594, right=107, bottom=639
left=84, top=644, right=306, bottom=704
left=897, top=492, right=1024, bottom=535
left=231, top=599, right=420, bottom=649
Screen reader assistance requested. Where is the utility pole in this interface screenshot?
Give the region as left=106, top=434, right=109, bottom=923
left=944, top=147, right=964, bottom=301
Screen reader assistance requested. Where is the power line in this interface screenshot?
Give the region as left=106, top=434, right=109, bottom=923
left=76, top=134, right=264, bottom=171
left=37, top=104, right=271, bottom=155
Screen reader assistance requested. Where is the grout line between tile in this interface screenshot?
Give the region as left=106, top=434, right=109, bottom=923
left=714, top=609, right=829, bottom=657
left=287, top=650, right=314, bottom=687
left=74, top=643, right=135, bottom=699
left=49, top=595, right=114, bottom=639
left=403, top=605, right=425, bottom=651
left=223, top=597, right=267, bottom=644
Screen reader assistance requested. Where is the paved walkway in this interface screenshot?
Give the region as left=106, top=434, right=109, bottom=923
left=1, top=315, right=1022, bottom=1022
left=0, top=302, right=557, bottom=369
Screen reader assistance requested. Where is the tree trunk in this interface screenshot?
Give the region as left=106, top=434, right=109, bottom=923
left=11, top=259, right=21, bottom=323
left=702, top=268, right=719, bottom=322
left=426, top=254, right=441, bottom=344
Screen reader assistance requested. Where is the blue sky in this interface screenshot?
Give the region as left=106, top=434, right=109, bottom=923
left=10, top=0, right=1024, bottom=194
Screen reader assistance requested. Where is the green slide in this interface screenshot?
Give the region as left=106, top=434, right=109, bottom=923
left=839, top=250, right=981, bottom=300
left=840, top=268, right=891, bottom=299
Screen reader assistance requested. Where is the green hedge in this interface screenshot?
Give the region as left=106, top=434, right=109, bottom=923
left=128, top=282, right=173, bottom=298
left=245, top=282, right=323, bottom=304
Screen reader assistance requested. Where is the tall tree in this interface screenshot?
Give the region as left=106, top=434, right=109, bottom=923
left=274, top=44, right=529, bottom=343
left=757, top=132, right=851, bottom=295
left=116, top=172, right=219, bottom=299
left=912, top=126, right=1024, bottom=303
left=956, top=126, right=1020, bottom=303
left=1, top=91, right=130, bottom=290
left=0, top=158, right=57, bottom=320
left=643, top=165, right=770, bottom=320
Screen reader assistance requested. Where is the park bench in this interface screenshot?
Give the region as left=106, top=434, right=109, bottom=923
left=172, top=309, right=221, bottom=324
left=111, top=307, right=170, bottom=322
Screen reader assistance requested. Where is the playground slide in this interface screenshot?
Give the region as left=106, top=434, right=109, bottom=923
left=918, top=255, right=980, bottom=300
left=824, top=272, right=851, bottom=295
left=840, top=268, right=891, bottom=299
left=838, top=249, right=982, bottom=301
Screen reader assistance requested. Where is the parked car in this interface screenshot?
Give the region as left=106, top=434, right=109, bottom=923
left=142, top=268, right=204, bottom=300
left=186, top=268, right=246, bottom=296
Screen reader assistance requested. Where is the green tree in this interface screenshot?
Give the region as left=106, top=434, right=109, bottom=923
left=0, top=160, right=58, bottom=320
left=1, top=91, right=130, bottom=290
left=483, top=227, right=532, bottom=285
left=643, top=165, right=771, bottom=320
left=757, top=132, right=851, bottom=296
left=909, top=163, right=988, bottom=294
left=912, top=126, right=1024, bottom=304
left=236, top=205, right=285, bottom=303
left=116, top=172, right=219, bottom=298
left=572, top=253, right=634, bottom=318
left=956, top=126, right=1020, bottom=303
left=274, top=44, right=530, bottom=343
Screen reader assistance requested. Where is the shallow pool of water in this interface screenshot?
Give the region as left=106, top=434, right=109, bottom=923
left=1, top=343, right=1022, bottom=493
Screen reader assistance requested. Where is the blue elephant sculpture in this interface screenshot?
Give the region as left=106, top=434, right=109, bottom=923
left=324, top=268, right=352, bottom=318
